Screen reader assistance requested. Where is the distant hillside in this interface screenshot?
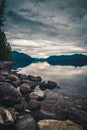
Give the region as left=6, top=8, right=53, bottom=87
left=12, top=51, right=33, bottom=68
left=11, top=52, right=87, bottom=68
left=47, top=54, right=87, bottom=66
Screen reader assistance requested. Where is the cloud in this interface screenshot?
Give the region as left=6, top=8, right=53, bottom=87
left=5, top=0, right=87, bottom=55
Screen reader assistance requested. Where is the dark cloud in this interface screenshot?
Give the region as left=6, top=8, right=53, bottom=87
left=5, top=0, right=87, bottom=53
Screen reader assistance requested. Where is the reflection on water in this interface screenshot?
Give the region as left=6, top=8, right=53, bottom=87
left=18, top=62, right=87, bottom=99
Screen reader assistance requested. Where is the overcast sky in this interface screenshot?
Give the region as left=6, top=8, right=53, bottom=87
left=5, top=0, right=87, bottom=57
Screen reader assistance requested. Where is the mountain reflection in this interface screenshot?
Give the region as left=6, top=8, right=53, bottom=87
left=12, top=51, right=87, bottom=69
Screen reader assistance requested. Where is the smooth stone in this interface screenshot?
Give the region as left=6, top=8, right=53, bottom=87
left=36, top=110, right=57, bottom=121
left=68, top=108, right=87, bottom=129
left=38, top=119, right=83, bottom=130
left=25, top=94, right=39, bottom=103
left=0, top=75, right=6, bottom=82
left=1, top=71, right=9, bottom=76
left=20, top=83, right=31, bottom=94
left=7, top=74, right=18, bottom=81
left=11, top=80, right=21, bottom=88
left=47, top=80, right=57, bottom=89
left=0, top=82, right=21, bottom=106
left=14, top=104, right=24, bottom=113
left=15, top=114, right=37, bottom=130
left=31, top=89, right=46, bottom=100
left=0, top=108, right=16, bottom=125
left=28, top=75, right=42, bottom=82
left=39, top=81, right=48, bottom=90
left=27, top=99, right=41, bottom=110
left=19, top=74, right=28, bottom=80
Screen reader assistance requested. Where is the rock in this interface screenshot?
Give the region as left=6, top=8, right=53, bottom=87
left=7, top=74, right=18, bottom=81
left=68, top=108, right=87, bottom=130
left=20, top=83, right=31, bottom=94
left=0, top=82, right=21, bottom=106
left=0, top=75, right=6, bottom=82
left=11, top=80, right=20, bottom=88
left=25, top=94, right=39, bottom=103
left=28, top=75, right=42, bottom=82
left=19, top=74, right=28, bottom=80
left=14, top=104, right=24, bottom=113
left=0, top=108, right=16, bottom=125
left=27, top=100, right=41, bottom=110
left=15, top=114, right=37, bottom=130
left=21, top=79, right=32, bottom=84
left=47, top=80, right=57, bottom=89
left=38, top=119, right=83, bottom=130
left=39, top=81, right=48, bottom=90
left=36, top=110, right=57, bottom=121
left=36, top=76, right=42, bottom=82
left=31, top=89, right=46, bottom=100
left=1, top=70, right=9, bottom=76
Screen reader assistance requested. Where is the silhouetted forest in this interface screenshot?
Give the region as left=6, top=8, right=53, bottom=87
left=0, top=0, right=11, bottom=60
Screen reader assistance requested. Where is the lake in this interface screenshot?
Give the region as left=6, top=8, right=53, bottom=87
left=16, top=61, right=87, bottom=114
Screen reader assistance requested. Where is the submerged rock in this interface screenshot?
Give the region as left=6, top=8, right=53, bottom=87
left=15, top=114, right=37, bottom=130
left=68, top=108, right=87, bottom=130
left=38, top=119, right=83, bottom=130
left=0, top=82, right=21, bottom=106
left=31, top=89, right=46, bottom=100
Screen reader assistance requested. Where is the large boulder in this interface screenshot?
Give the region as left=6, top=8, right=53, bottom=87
left=15, top=114, right=37, bottom=130
left=38, top=119, right=83, bottom=130
left=0, top=82, right=21, bottom=106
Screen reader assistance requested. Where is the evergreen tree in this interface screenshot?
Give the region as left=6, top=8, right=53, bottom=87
left=0, top=0, right=12, bottom=60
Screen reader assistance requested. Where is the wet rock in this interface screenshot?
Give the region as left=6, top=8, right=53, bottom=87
left=15, top=114, right=37, bottom=130
left=0, top=82, right=21, bottom=106
left=0, top=108, right=16, bottom=125
left=20, top=83, right=31, bottom=94
left=7, top=74, right=18, bottom=81
left=36, top=110, right=57, bottom=121
left=27, top=100, right=41, bottom=110
left=38, top=119, right=83, bottom=130
left=47, top=80, right=57, bottom=89
left=0, top=75, right=6, bottom=82
left=68, top=108, right=87, bottom=130
left=39, top=81, right=48, bottom=90
left=19, top=74, right=28, bottom=80
left=28, top=75, right=42, bottom=82
left=31, top=89, right=46, bottom=100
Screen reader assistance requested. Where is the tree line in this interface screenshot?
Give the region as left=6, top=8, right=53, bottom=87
left=0, top=0, right=12, bottom=61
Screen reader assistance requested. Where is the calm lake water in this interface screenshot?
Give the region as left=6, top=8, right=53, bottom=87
left=17, top=61, right=87, bottom=113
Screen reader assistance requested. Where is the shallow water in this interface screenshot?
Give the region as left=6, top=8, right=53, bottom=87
left=17, top=62, right=87, bottom=113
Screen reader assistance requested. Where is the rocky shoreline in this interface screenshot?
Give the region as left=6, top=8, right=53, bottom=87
left=0, top=61, right=87, bottom=130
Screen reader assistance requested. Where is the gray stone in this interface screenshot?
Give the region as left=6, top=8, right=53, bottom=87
left=0, top=82, right=21, bottom=106
left=15, top=114, right=37, bottom=130
left=38, top=119, right=83, bottom=130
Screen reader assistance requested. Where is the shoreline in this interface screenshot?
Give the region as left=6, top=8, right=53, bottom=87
left=0, top=61, right=87, bottom=130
